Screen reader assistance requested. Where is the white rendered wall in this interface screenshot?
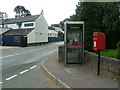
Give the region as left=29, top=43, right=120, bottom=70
left=27, top=29, right=35, bottom=43
left=35, top=14, right=48, bottom=43
left=7, top=24, right=18, bottom=29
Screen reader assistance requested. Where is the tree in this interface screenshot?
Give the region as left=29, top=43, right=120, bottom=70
left=101, top=2, right=120, bottom=48
left=80, top=2, right=120, bottom=50
left=14, top=5, right=31, bottom=18
left=69, top=2, right=120, bottom=50
left=76, top=2, right=100, bottom=51
left=22, top=9, right=31, bottom=16
left=51, top=24, right=59, bottom=27
left=14, top=5, right=21, bottom=18
left=20, top=6, right=26, bottom=16
left=57, top=1, right=119, bottom=50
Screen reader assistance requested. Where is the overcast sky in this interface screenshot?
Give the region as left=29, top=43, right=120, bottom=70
left=0, top=0, right=79, bottom=25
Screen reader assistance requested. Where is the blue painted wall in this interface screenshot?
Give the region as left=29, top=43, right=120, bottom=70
left=2, top=35, right=21, bottom=46
left=0, top=35, right=64, bottom=46
left=48, top=36, right=64, bottom=42
left=1, top=35, right=27, bottom=46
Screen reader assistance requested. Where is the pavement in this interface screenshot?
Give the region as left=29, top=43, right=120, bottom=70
left=41, top=52, right=119, bottom=88
left=0, top=46, right=20, bottom=49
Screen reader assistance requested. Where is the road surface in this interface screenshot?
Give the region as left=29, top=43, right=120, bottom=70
left=0, top=42, right=63, bottom=88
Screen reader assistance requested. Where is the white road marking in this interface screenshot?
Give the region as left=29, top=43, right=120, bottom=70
left=1, top=44, right=58, bottom=59
left=1, top=54, right=15, bottom=59
left=40, top=49, right=57, bottom=57
left=6, top=74, right=18, bottom=81
left=4, top=65, right=37, bottom=82
left=1, top=47, right=46, bottom=59
left=19, top=69, right=29, bottom=74
left=30, top=65, right=37, bottom=70
left=0, top=82, right=2, bottom=84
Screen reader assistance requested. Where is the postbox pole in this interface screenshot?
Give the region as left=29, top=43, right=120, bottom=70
left=98, top=50, right=101, bottom=75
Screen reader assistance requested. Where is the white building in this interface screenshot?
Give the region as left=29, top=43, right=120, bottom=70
left=48, top=26, right=58, bottom=37
left=48, top=30, right=58, bottom=37
left=48, top=26, right=64, bottom=42
left=53, top=27, right=64, bottom=34
left=0, top=12, right=48, bottom=45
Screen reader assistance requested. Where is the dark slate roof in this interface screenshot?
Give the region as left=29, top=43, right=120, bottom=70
left=48, top=26, right=55, bottom=30
left=3, top=28, right=34, bottom=36
left=0, top=14, right=40, bottom=25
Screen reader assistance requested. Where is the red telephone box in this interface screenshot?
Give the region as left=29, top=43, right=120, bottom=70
left=93, top=32, right=106, bottom=50
left=64, top=21, right=84, bottom=64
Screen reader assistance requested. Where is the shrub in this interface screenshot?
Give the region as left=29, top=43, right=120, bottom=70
left=100, top=49, right=117, bottom=58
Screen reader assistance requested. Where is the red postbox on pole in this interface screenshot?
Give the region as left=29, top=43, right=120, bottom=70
left=93, top=32, right=106, bottom=75
left=93, top=32, right=105, bottom=50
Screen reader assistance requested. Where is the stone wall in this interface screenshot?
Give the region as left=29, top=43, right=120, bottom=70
left=58, top=45, right=120, bottom=78
left=84, top=51, right=120, bottom=77
left=58, top=45, right=65, bottom=62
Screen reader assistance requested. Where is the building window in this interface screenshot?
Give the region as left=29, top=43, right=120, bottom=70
left=24, top=23, right=34, bottom=27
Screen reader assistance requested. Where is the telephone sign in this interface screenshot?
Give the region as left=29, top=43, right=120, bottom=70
left=64, top=21, right=84, bottom=64
left=67, top=24, right=83, bottom=30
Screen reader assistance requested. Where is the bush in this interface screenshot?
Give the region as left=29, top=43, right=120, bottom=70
left=100, top=49, right=117, bottom=58
left=117, top=41, right=120, bottom=59
left=92, top=49, right=117, bottom=58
